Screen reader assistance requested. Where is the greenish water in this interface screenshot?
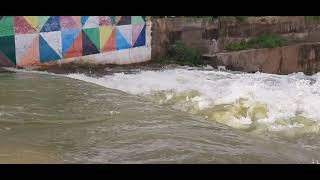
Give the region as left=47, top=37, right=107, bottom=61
left=1, top=71, right=320, bottom=163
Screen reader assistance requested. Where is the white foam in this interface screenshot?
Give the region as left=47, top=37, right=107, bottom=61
left=65, top=68, right=320, bottom=134
left=11, top=67, right=319, bottom=134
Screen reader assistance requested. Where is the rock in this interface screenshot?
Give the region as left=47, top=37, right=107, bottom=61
left=208, top=42, right=320, bottom=75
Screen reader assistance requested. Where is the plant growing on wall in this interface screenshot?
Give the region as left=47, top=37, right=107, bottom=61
left=225, top=33, right=287, bottom=51
left=158, top=41, right=202, bottom=66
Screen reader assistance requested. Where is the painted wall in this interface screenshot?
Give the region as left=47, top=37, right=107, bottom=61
left=0, top=16, right=151, bottom=67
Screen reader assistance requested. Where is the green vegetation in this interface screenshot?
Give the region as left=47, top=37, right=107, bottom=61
left=158, top=41, right=203, bottom=66
left=234, top=16, right=248, bottom=22
left=189, top=16, right=218, bottom=21
left=305, top=16, right=320, bottom=22
left=225, top=33, right=287, bottom=51
left=216, top=16, right=251, bottom=22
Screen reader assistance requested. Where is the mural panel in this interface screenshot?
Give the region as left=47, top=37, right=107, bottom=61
left=0, top=16, right=147, bottom=66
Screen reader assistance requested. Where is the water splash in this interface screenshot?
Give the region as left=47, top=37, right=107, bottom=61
left=65, top=68, right=320, bottom=136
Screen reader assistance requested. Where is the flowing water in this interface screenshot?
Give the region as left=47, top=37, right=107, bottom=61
left=1, top=67, right=320, bottom=163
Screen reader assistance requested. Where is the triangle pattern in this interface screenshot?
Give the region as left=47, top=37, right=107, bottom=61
left=82, top=16, right=99, bottom=29
left=72, top=16, right=81, bottom=27
left=18, top=36, right=40, bottom=66
left=40, top=31, right=62, bottom=57
left=40, top=16, right=60, bottom=32
left=39, top=35, right=61, bottom=63
left=116, top=27, right=131, bottom=50
left=0, top=36, right=16, bottom=64
left=14, top=16, right=37, bottom=34
left=38, top=16, right=50, bottom=31
left=60, top=16, right=81, bottom=30
left=62, top=29, right=81, bottom=55
left=102, top=27, right=116, bottom=52
left=64, top=31, right=82, bottom=58
left=109, top=16, right=116, bottom=24
left=82, top=28, right=100, bottom=50
left=117, top=25, right=132, bottom=46
left=0, top=51, right=14, bottom=66
left=100, top=25, right=114, bottom=50
left=117, top=16, right=131, bottom=25
left=132, top=24, right=145, bottom=45
left=100, top=16, right=113, bottom=26
left=81, top=16, right=89, bottom=26
left=131, top=16, right=145, bottom=25
left=134, top=25, right=146, bottom=47
left=23, top=16, right=38, bottom=30
left=0, top=16, right=14, bottom=37
left=15, top=33, right=38, bottom=63
left=82, top=32, right=99, bottom=56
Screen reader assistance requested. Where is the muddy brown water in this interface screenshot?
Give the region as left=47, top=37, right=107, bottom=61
left=1, top=69, right=320, bottom=163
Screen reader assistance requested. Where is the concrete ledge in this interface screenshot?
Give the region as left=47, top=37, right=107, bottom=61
left=0, top=67, right=12, bottom=73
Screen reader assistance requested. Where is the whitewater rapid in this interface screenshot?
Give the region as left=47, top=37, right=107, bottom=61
left=4, top=66, right=320, bottom=136
left=64, top=67, right=320, bottom=136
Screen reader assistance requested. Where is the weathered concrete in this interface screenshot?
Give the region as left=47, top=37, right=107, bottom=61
left=151, top=17, right=320, bottom=75
left=219, top=16, right=306, bottom=38
left=151, top=17, right=219, bottom=59
left=151, top=16, right=320, bottom=58
left=202, top=42, right=320, bottom=75
left=218, top=16, right=320, bottom=52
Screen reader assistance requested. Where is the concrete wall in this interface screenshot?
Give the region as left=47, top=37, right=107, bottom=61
left=203, top=42, right=320, bottom=75
left=0, top=16, right=151, bottom=67
left=217, top=16, right=320, bottom=51
left=151, top=16, right=320, bottom=59
left=151, top=17, right=219, bottom=59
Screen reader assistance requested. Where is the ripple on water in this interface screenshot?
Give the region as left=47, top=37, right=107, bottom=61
left=2, top=69, right=320, bottom=163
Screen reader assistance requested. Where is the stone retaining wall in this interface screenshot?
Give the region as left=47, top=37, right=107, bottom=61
left=151, top=16, right=320, bottom=58
left=202, top=42, right=320, bottom=75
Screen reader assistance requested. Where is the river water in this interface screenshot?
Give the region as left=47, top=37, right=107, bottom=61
left=1, top=67, right=320, bottom=163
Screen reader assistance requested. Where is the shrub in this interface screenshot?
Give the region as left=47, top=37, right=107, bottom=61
left=158, top=41, right=202, bottom=66
left=225, top=33, right=287, bottom=51
left=305, top=16, right=320, bottom=22
left=234, top=16, right=248, bottom=22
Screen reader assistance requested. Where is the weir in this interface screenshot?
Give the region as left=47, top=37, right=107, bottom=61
left=1, top=16, right=320, bottom=164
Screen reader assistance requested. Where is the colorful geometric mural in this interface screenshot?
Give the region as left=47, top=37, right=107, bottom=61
left=100, top=25, right=116, bottom=52
left=116, top=25, right=132, bottom=50
left=0, top=16, right=147, bottom=66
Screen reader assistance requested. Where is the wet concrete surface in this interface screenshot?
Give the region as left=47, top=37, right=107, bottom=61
left=34, top=61, right=179, bottom=77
